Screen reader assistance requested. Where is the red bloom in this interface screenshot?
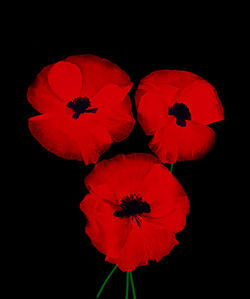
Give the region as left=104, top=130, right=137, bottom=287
left=80, top=153, right=189, bottom=272
left=135, top=70, right=224, bottom=163
left=27, top=55, right=135, bottom=164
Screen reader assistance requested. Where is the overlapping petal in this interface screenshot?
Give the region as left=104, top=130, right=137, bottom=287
left=149, top=118, right=216, bottom=163
left=177, top=79, right=224, bottom=125
left=29, top=111, right=112, bottom=163
left=84, top=153, right=160, bottom=200
left=64, top=54, right=131, bottom=98
left=27, top=65, right=63, bottom=113
left=47, top=61, right=82, bottom=102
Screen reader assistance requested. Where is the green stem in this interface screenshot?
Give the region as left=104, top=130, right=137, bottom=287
left=129, top=272, right=136, bottom=299
left=96, top=265, right=118, bottom=298
left=170, top=163, right=174, bottom=173
left=125, top=272, right=130, bottom=299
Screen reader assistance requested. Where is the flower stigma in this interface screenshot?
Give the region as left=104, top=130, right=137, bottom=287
left=114, top=194, right=151, bottom=225
left=168, top=102, right=191, bottom=127
left=66, top=97, right=98, bottom=119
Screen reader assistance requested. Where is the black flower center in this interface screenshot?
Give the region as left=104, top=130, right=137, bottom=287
left=114, top=194, right=150, bottom=225
left=66, top=97, right=98, bottom=119
left=168, top=102, right=191, bottom=127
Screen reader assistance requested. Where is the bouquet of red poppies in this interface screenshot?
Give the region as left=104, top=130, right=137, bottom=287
left=27, top=54, right=224, bottom=298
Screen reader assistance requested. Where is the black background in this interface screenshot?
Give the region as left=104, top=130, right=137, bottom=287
left=23, top=24, right=235, bottom=298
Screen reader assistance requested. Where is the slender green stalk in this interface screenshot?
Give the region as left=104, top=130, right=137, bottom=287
left=129, top=272, right=136, bottom=299
left=96, top=265, right=118, bottom=298
left=125, top=272, right=130, bottom=299
left=170, top=163, right=174, bottom=173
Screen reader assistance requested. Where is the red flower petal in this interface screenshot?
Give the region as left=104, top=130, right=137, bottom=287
left=81, top=154, right=189, bottom=271
left=29, top=113, right=82, bottom=160
left=27, top=65, right=64, bottom=113
left=28, top=111, right=112, bottom=164
left=75, top=118, right=112, bottom=165
left=136, top=85, right=178, bottom=134
left=48, top=61, right=82, bottom=102
left=91, top=83, right=133, bottom=112
left=84, top=153, right=160, bottom=200
left=177, top=79, right=224, bottom=125
left=80, top=186, right=130, bottom=259
left=106, top=221, right=178, bottom=272
left=135, top=70, right=198, bottom=108
left=141, top=164, right=189, bottom=232
left=64, top=54, right=131, bottom=98
left=149, top=117, right=216, bottom=163
left=100, top=97, right=135, bottom=142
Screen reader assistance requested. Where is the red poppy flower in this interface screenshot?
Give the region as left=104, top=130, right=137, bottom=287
left=135, top=70, right=224, bottom=163
left=80, top=153, right=189, bottom=272
left=27, top=55, right=135, bottom=164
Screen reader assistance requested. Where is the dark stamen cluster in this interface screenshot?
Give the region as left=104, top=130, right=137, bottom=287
left=66, top=96, right=97, bottom=119
left=114, top=194, right=150, bottom=225
left=168, top=102, right=191, bottom=127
